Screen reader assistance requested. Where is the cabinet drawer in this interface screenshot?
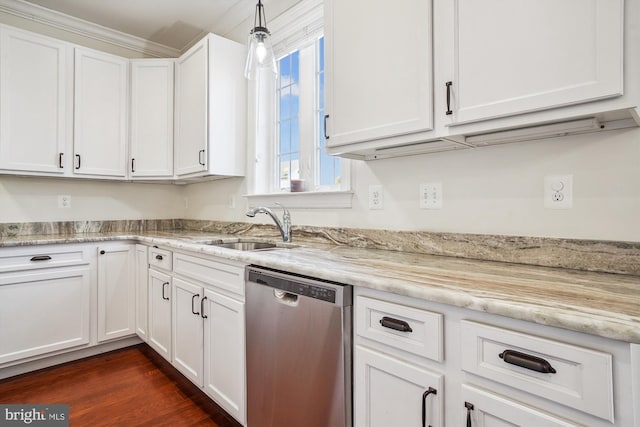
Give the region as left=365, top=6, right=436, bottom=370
left=0, top=245, right=89, bottom=273
left=173, top=252, right=244, bottom=297
left=461, top=320, right=613, bottom=422
left=356, top=296, right=443, bottom=362
left=148, top=247, right=172, bottom=271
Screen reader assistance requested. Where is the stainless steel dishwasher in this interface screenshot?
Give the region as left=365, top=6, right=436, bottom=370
left=246, top=265, right=352, bottom=427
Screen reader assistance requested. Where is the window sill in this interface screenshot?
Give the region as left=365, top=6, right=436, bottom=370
left=243, top=190, right=353, bottom=209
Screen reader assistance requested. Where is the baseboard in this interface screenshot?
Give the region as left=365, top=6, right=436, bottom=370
left=0, top=336, right=142, bottom=380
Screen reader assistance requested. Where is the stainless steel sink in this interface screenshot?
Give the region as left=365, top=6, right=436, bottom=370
left=212, top=241, right=279, bottom=251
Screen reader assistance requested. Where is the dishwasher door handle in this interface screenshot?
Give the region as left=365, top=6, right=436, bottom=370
left=274, top=289, right=299, bottom=306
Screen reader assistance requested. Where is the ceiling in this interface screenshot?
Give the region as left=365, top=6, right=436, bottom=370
left=20, top=0, right=299, bottom=51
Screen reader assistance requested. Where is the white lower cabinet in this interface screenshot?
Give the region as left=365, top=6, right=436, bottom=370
left=148, top=268, right=172, bottom=361
left=462, top=385, right=578, bottom=427
left=97, top=244, right=135, bottom=342
left=172, top=277, right=205, bottom=386
left=355, top=346, right=442, bottom=427
left=134, top=244, right=148, bottom=341
left=354, top=287, right=637, bottom=427
left=146, top=248, right=246, bottom=425
left=203, top=287, right=245, bottom=424
left=0, top=267, right=91, bottom=365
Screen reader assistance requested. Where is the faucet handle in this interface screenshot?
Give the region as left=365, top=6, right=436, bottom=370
left=274, top=202, right=289, bottom=215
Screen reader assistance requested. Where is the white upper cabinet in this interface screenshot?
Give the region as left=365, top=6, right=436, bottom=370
left=325, top=0, right=638, bottom=158
left=74, top=47, right=128, bottom=178
left=324, top=0, right=434, bottom=150
left=0, top=27, right=70, bottom=174
left=130, top=59, right=174, bottom=178
left=174, top=39, right=207, bottom=176
left=174, top=33, right=246, bottom=179
left=441, top=0, right=623, bottom=126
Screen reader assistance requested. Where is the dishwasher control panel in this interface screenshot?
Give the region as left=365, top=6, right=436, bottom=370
left=248, top=267, right=348, bottom=304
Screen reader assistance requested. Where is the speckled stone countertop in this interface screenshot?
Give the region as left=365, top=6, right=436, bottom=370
left=1, top=221, right=639, bottom=344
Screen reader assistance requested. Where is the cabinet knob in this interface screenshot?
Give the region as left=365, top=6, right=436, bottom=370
left=155, top=254, right=163, bottom=260
left=99, top=250, right=106, bottom=255
left=30, top=255, right=52, bottom=262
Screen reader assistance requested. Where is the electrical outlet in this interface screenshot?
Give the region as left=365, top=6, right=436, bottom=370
left=420, top=183, right=442, bottom=209
left=368, top=185, right=383, bottom=210
left=58, top=195, right=71, bottom=208
left=544, top=175, right=573, bottom=209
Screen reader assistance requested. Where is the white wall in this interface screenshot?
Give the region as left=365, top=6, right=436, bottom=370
left=184, top=126, right=640, bottom=242
left=0, top=176, right=185, bottom=222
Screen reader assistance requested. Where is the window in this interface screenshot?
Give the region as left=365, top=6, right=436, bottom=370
left=247, top=0, right=351, bottom=209
left=275, top=37, right=343, bottom=192
left=276, top=50, right=300, bottom=190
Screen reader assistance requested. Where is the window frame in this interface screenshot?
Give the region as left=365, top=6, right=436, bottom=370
left=245, top=0, right=352, bottom=209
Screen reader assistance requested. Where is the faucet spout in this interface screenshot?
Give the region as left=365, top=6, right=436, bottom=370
left=245, top=203, right=292, bottom=242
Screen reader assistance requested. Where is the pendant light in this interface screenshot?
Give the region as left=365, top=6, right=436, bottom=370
left=244, top=0, right=277, bottom=79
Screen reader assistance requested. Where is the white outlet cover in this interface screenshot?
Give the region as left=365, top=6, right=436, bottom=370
left=544, top=175, right=573, bottom=209
left=368, top=185, right=383, bottom=210
left=420, top=182, right=443, bottom=209
left=58, top=195, right=71, bottom=208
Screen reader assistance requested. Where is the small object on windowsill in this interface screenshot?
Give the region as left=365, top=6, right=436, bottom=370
left=290, top=179, right=305, bottom=192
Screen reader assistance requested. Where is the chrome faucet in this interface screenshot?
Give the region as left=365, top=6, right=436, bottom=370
left=246, top=203, right=292, bottom=242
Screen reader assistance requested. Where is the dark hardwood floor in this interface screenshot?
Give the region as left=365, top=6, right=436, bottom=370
left=0, top=344, right=242, bottom=427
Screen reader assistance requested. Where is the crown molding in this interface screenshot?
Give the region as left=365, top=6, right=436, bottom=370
left=0, top=0, right=180, bottom=57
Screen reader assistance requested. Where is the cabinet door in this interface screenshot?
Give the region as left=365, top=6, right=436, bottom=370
left=203, top=288, right=246, bottom=425
left=148, top=269, right=172, bottom=361
left=134, top=244, right=148, bottom=341
left=324, top=0, right=433, bottom=147
left=445, top=0, right=623, bottom=125
left=0, top=28, right=69, bottom=174
left=74, top=48, right=128, bottom=177
left=0, top=268, right=90, bottom=365
left=354, top=346, right=443, bottom=427
left=130, top=60, right=174, bottom=178
left=172, top=277, right=204, bottom=387
left=97, top=244, right=135, bottom=342
left=462, top=385, right=579, bottom=427
left=174, top=38, right=208, bottom=177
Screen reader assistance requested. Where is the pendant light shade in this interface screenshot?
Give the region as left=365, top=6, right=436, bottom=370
left=244, top=0, right=277, bottom=79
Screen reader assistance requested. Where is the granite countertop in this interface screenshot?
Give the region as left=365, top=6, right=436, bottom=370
left=1, top=230, right=639, bottom=344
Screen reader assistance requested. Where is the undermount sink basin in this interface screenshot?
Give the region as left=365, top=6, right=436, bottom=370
left=202, top=240, right=292, bottom=251
left=213, top=241, right=278, bottom=251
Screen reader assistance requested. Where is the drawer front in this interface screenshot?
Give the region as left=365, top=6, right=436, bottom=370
left=173, top=252, right=244, bottom=297
left=0, top=245, right=89, bottom=273
left=148, top=247, right=173, bottom=272
left=356, top=296, right=443, bottom=362
left=461, top=320, right=613, bottom=421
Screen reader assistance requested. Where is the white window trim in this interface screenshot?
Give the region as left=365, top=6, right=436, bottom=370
left=243, top=0, right=352, bottom=209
